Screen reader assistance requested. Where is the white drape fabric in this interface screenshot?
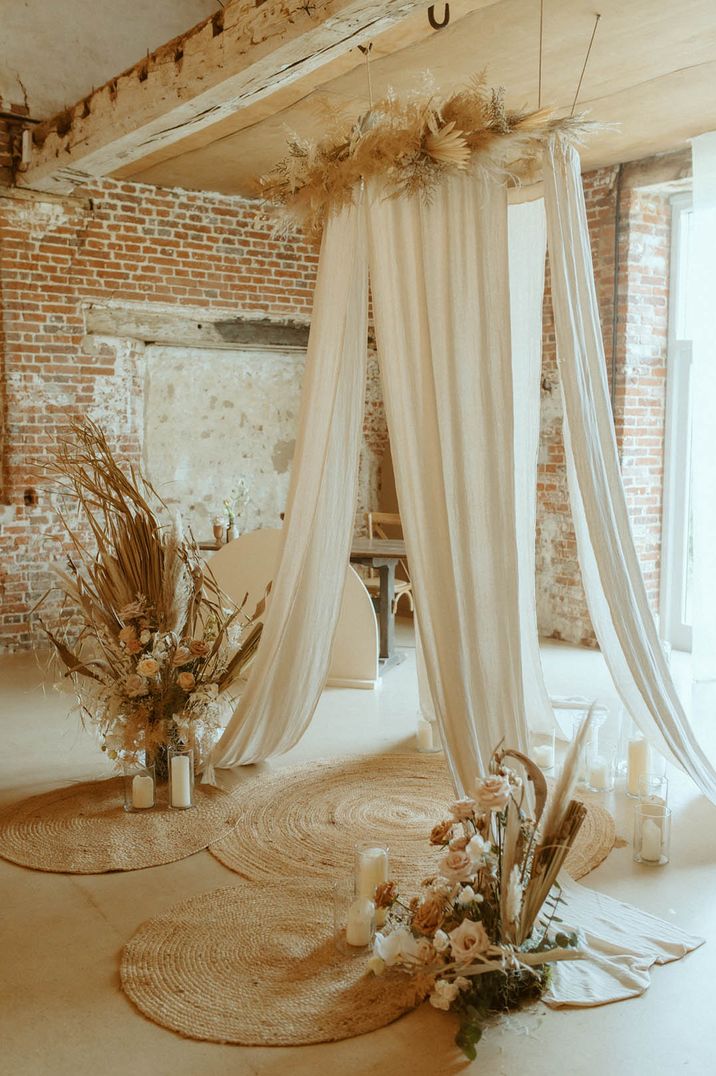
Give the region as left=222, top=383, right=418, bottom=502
left=543, top=137, right=716, bottom=801
left=546, top=874, right=704, bottom=1006
left=366, top=173, right=528, bottom=793
left=690, top=133, right=716, bottom=681
left=508, top=198, right=554, bottom=734
left=211, top=203, right=369, bottom=767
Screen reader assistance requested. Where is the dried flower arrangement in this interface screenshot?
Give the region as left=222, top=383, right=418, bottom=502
left=36, top=420, right=265, bottom=776
left=367, top=718, right=594, bottom=1058
left=259, top=75, right=595, bottom=236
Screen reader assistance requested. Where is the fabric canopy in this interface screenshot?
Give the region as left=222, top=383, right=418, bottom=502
left=212, top=136, right=716, bottom=806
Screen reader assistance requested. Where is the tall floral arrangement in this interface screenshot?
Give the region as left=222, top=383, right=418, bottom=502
left=368, top=721, right=593, bottom=1058
left=37, top=420, right=265, bottom=773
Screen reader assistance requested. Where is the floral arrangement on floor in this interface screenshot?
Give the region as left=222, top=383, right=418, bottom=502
left=367, top=721, right=593, bottom=1058
left=36, top=420, right=266, bottom=776
left=259, top=75, right=596, bottom=237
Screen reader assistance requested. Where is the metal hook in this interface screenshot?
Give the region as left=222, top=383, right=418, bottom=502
left=427, top=4, right=450, bottom=29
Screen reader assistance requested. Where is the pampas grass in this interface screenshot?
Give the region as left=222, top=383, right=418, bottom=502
left=35, top=419, right=265, bottom=768
left=259, top=75, right=597, bottom=236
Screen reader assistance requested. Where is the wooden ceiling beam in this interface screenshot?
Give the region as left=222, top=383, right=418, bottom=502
left=18, top=0, right=434, bottom=194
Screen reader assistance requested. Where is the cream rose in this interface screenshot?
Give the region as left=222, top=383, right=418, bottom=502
left=474, top=775, right=511, bottom=812
left=136, top=657, right=159, bottom=677
left=429, top=979, right=461, bottom=1011
left=125, top=674, right=148, bottom=698
left=449, top=797, right=477, bottom=822
left=448, top=918, right=491, bottom=963
left=437, top=849, right=475, bottom=885
left=172, top=647, right=193, bottom=667
left=177, top=671, right=196, bottom=692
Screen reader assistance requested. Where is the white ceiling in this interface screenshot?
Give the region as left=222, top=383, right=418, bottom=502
left=0, top=0, right=215, bottom=117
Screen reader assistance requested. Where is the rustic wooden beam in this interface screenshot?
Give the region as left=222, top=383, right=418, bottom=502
left=84, top=303, right=310, bottom=352
left=19, top=0, right=433, bottom=195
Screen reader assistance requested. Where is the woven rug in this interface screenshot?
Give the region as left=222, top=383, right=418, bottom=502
left=121, top=880, right=419, bottom=1045
left=0, top=777, right=241, bottom=873
left=209, top=754, right=616, bottom=886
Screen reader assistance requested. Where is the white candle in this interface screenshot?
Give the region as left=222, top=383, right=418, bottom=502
left=589, top=757, right=609, bottom=789
left=132, top=773, right=154, bottom=809
left=345, top=897, right=374, bottom=946
left=640, top=818, right=662, bottom=863
left=356, top=846, right=389, bottom=900
left=416, top=719, right=434, bottom=752
left=170, top=754, right=192, bottom=808
left=533, top=744, right=555, bottom=770
left=627, top=738, right=650, bottom=796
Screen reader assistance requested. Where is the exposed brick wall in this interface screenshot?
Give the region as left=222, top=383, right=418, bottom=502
left=536, top=169, right=671, bottom=645
left=0, top=172, right=320, bottom=648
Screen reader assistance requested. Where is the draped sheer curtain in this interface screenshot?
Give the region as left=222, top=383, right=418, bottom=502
left=212, top=202, right=369, bottom=768
left=366, top=172, right=528, bottom=793
left=543, top=137, right=716, bottom=801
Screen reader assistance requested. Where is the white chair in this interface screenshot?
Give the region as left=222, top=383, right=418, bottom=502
left=207, top=527, right=379, bottom=689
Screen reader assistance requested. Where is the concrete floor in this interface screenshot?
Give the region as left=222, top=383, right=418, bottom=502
left=1, top=630, right=715, bottom=1075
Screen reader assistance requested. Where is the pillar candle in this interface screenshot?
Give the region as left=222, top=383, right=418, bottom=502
left=416, top=719, right=434, bottom=752
left=589, top=757, right=609, bottom=789
left=356, top=847, right=389, bottom=900
left=170, top=754, right=192, bottom=808
left=640, top=818, right=662, bottom=863
left=346, top=898, right=374, bottom=946
left=627, top=738, right=650, bottom=796
left=132, top=774, right=154, bottom=809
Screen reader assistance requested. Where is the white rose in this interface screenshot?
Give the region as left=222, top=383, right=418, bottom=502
left=457, top=885, right=478, bottom=906
left=433, top=929, right=450, bottom=953
left=429, top=979, right=461, bottom=1011
left=366, top=955, right=385, bottom=976
left=374, top=928, right=420, bottom=967
left=474, top=775, right=511, bottom=812
left=449, top=919, right=491, bottom=964
left=466, top=833, right=490, bottom=865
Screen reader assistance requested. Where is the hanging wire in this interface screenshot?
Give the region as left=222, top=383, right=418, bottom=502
left=571, top=13, right=601, bottom=116
left=358, top=43, right=374, bottom=110
left=537, top=0, right=544, bottom=110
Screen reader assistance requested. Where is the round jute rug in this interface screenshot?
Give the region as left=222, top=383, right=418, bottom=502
left=209, top=754, right=616, bottom=886
left=0, top=777, right=241, bottom=874
left=121, top=880, right=420, bottom=1045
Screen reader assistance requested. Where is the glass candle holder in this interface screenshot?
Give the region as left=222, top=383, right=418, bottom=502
left=638, top=773, right=669, bottom=805
left=633, top=802, right=671, bottom=866
left=168, top=746, right=195, bottom=809
left=211, top=517, right=225, bottom=543
left=332, top=879, right=375, bottom=952
left=416, top=716, right=441, bottom=753
left=530, top=729, right=556, bottom=774
left=586, top=746, right=616, bottom=792
left=355, top=841, right=390, bottom=925
left=123, top=762, right=156, bottom=812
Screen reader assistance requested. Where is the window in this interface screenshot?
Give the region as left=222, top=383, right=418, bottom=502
left=660, top=194, right=693, bottom=651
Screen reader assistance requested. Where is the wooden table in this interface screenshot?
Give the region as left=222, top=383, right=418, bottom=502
left=350, top=537, right=407, bottom=664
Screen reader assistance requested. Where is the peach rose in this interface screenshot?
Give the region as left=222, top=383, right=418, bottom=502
left=449, top=797, right=477, bottom=822
left=438, top=849, right=475, bottom=885
left=125, top=674, right=148, bottom=698
left=449, top=835, right=469, bottom=852
left=172, top=647, right=193, bottom=667
left=429, top=819, right=454, bottom=846
left=474, top=775, right=511, bottom=813
left=189, top=640, right=209, bottom=656
left=375, top=881, right=398, bottom=910
left=448, top=918, right=491, bottom=964
left=136, top=657, right=159, bottom=677
left=412, top=894, right=446, bottom=936
left=177, top=671, right=196, bottom=692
